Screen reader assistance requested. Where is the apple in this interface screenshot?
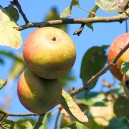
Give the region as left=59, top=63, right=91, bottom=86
left=107, top=33, right=129, bottom=81
left=23, top=27, right=76, bottom=79
left=17, top=69, right=62, bottom=114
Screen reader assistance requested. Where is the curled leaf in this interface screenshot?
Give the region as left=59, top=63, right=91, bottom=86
left=60, top=90, right=88, bottom=123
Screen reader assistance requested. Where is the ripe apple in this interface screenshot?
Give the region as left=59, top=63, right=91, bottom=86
left=23, top=27, right=76, bottom=79
left=107, top=33, right=129, bottom=81
left=17, top=69, right=62, bottom=114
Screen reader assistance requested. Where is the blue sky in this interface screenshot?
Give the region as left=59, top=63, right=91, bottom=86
left=0, top=0, right=128, bottom=125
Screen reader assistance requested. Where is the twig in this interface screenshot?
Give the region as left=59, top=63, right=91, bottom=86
left=0, top=114, right=8, bottom=125
left=8, top=113, right=38, bottom=117
left=73, top=24, right=85, bottom=36
left=0, top=109, right=38, bottom=117
left=54, top=108, right=62, bottom=129
left=11, top=0, right=29, bottom=23
left=77, top=5, right=96, bottom=16
left=70, top=42, right=129, bottom=96
left=33, top=114, right=45, bottom=129
left=14, top=9, right=129, bottom=31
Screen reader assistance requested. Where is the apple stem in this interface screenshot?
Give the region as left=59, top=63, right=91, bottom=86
left=51, top=37, right=56, bottom=41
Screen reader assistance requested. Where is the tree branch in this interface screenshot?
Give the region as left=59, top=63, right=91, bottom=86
left=11, top=0, right=29, bottom=23
left=70, top=42, right=129, bottom=96
left=33, top=114, right=45, bottom=129
left=15, top=10, right=129, bottom=31
left=54, top=108, right=62, bottom=129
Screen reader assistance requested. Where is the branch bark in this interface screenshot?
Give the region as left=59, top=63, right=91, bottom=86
left=15, top=10, right=129, bottom=31
left=70, top=42, right=129, bottom=96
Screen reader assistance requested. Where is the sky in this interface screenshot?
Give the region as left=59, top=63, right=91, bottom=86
left=0, top=0, right=128, bottom=128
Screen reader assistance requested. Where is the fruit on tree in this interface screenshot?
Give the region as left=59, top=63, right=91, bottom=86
left=23, top=27, right=76, bottom=79
left=17, top=69, right=62, bottom=114
left=107, top=33, right=129, bottom=81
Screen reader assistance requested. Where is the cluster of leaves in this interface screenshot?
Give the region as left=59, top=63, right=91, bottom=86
left=0, top=0, right=129, bottom=129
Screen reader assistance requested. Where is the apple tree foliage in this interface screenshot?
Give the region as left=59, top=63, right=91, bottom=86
left=0, top=0, right=129, bottom=129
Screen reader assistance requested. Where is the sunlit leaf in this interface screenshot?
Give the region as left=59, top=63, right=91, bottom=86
left=106, top=117, right=129, bottom=129
left=80, top=45, right=108, bottom=91
left=2, top=119, right=19, bottom=129
left=0, top=79, right=7, bottom=90
left=16, top=118, right=36, bottom=129
left=45, top=7, right=67, bottom=32
left=90, top=95, right=115, bottom=126
left=60, top=7, right=71, bottom=18
left=60, top=90, right=88, bottom=123
left=39, top=112, right=52, bottom=129
left=95, top=0, right=129, bottom=12
left=4, top=5, right=19, bottom=22
left=0, top=7, right=22, bottom=49
left=114, top=96, right=129, bottom=118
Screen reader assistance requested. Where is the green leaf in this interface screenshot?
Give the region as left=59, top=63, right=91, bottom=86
left=0, top=51, right=26, bottom=79
left=45, top=7, right=67, bottom=32
left=60, top=70, right=75, bottom=87
left=109, top=83, right=124, bottom=94
left=68, top=121, right=89, bottom=129
left=121, top=61, right=129, bottom=75
left=80, top=45, right=108, bottom=91
left=60, top=90, right=88, bottom=123
left=106, top=117, right=129, bottom=129
left=71, top=0, right=79, bottom=6
left=60, top=7, right=71, bottom=18
left=0, top=79, right=7, bottom=90
left=4, top=5, right=19, bottom=22
left=0, top=51, right=24, bottom=63
left=9, top=54, right=26, bottom=79
left=60, top=0, right=79, bottom=18
left=0, top=7, right=22, bottom=49
left=77, top=92, right=106, bottom=106
left=95, top=0, right=129, bottom=12
left=16, top=118, right=36, bottom=129
left=39, top=112, right=52, bottom=129
left=86, top=5, right=99, bottom=31
left=114, top=96, right=129, bottom=118
left=2, top=119, right=20, bottom=129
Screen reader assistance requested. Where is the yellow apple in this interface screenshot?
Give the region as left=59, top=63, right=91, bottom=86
left=17, top=69, right=62, bottom=114
left=23, top=27, right=76, bottom=79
